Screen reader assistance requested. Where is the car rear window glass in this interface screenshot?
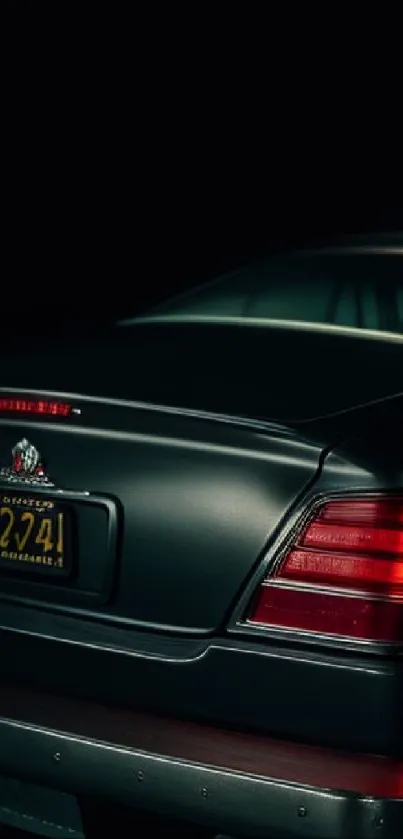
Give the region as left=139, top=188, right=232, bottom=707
left=149, top=253, right=403, bottom=335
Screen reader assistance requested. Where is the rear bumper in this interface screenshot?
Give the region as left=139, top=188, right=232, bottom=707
left=0, top=686, right=403, bottom=839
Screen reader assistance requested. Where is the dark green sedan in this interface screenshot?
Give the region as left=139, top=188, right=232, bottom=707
left=1, top=234, right=403, bottom=838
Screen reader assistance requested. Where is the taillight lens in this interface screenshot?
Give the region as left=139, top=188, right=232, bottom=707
left=248, top=497, right=403, bottom=643
left=0, top=399, right=72, bottom=417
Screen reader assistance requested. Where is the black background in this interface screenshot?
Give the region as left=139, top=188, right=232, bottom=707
left=3, top=3, right=402, bottom=324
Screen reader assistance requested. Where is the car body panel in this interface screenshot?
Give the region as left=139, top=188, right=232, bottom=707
left=0, top=402, right=321, bottom=632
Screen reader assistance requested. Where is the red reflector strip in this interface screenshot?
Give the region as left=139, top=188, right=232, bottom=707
left=0, top=399, right=72, bottom=417
left=249, top=585, right=403, bottom=642
left=301, top=521, right=403, bottom=556
left=2, top=685, right=403, bottom=799
left=280, top=549, right=403, bottom=592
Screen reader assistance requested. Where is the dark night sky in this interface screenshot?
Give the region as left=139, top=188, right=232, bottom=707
left=3, top=3, right=402, bottom=323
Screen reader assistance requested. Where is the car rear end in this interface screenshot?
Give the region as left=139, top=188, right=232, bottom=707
left=2, top=287, right=403, bottom=835
left=0, top=397, right=402, bottom=837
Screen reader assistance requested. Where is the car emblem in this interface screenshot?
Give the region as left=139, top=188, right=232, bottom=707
left=0, top=438, right=54, bottom=486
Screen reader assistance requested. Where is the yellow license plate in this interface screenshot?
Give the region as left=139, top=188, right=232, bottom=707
left=0, top=492, right=73, bottom=577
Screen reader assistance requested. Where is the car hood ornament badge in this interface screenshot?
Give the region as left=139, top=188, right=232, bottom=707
left=0, top=438, right=54, bottom=486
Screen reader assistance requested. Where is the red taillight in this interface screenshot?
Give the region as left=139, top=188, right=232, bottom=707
left=248, top=497, right=403, bottom=643
left=0, top=399, right=72, bottom=417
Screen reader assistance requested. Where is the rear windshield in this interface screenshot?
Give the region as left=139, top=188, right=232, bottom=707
left=143, top=252, right=403, bottom=335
